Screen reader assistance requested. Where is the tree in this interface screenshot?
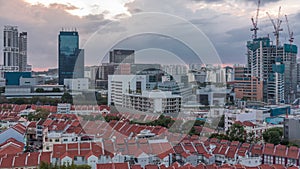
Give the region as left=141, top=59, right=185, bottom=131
left=28, top=108, right=50, bottom=121
left=35, top=88, right=45, bottom=93
left=227, top=123, right=245, bottom=142
left=52, top=88, right=61, bottom=92
left=40, top=162, right=91, bottom=169
left=61, top=92, right=73, bottom=104
left=263, top=127, right=283, bottom=145
left=246, top=131, right=256, bottom=143
left=209, top=133, right=230, bottom=140
left=218, top=115, right=225, bottom=128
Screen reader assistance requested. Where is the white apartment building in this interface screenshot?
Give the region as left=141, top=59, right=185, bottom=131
left=224, top=108, right=270, bottom=131
left=108, top=75, right=181, bottom=113
left=124, top=90, right=181, bottom=114
left=108, top=75, right=147, bottom=107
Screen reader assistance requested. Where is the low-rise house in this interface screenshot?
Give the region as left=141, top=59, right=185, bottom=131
left=263, top=144, right=275, bottom=164
left=0, top=123, right=26, bottom=145
left=0, top=152, right=51, bottom=169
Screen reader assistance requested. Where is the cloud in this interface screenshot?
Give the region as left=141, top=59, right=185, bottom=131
left=0, top=0, right=298, bottom=70
left=0, top=0, right=109, bottom=70
left=49, top=3, right=79, bottom=10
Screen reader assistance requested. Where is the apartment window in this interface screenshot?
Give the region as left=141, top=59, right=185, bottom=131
left=55, top=139, right=59, bottom=142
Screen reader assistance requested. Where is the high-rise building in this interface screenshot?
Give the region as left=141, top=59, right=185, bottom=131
left=3, top=26, right=19, bottom=67
left=247, top=37, right=297, bottom=104
left=58, top=31, right=84, bottom=85
left=19, top=32, right=27, bottom=72
left=3, top=26, right=28, bottom=72
left=109, top=49, right=135, bottom=64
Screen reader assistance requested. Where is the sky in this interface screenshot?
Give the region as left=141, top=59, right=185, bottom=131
left=0, top=0, right=300, bottom=71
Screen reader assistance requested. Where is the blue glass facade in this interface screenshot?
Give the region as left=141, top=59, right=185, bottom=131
left=58, top=31, right=84, bottom=85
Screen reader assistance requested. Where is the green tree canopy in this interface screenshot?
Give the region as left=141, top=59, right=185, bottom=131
left=263, top=127, right=283, bottom=145
left=227, top=123, right=245, bottom=142
left=61, top=92, right=73, bottom=104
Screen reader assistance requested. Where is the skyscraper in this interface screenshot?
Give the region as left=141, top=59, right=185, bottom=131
left=19, top=32, right=27, bottom=72
left=58, top=30, right=84, bottom=85
left=3, top=26, right=19, bottom=67
left=247, top=37, right=297, bottom=104
left=3, top=26, right=28, bottom=72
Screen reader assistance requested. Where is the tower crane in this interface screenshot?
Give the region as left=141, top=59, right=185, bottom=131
left=251, top=0, right=260, bottom=39
left=285, top=15, right=294, bottom=44
left=266, top=7, right=283, bottom=47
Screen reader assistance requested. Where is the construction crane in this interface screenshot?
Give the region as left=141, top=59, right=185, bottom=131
left=266, top=7, right=283, bottom=47
left=251, top=0, right=260, bottom=39
left=285, top=15, right=294, bottom=44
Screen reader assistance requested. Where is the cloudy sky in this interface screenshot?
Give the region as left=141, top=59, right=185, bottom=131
left=0, top=0, right=300, bottom=71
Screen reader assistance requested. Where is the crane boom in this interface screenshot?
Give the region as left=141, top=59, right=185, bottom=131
left=266, top=7, right=283, bottom=47
left=251, top=0, right=260, bottom=39
left=285, top=15, right=294, bottom=44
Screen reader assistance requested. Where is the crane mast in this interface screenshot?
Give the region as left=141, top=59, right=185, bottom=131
left=266, top=7, right=283, bottom=47
left=251, top=0, right=260, bottom=39
left=285, top=15, right=294, bottom=44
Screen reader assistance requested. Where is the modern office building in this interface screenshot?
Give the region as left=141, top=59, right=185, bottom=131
left=109, top=49, right=135, bottom=64
left=58, top=31, right=84, bottom=85
left=3, top=26, right=19, bottom=67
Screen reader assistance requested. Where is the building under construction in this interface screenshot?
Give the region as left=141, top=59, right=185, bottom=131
left=243, top=0, right=298, bottom=104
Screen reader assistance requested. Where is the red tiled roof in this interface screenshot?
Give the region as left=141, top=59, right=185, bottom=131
left=145, top=164, right=159, bottom=169
left=27, top=121, right=37, bottom=128
left=272, top=164, right=286, bottom=169
left=131, top=164, right=143, bottom=169
left=194, top=143, right=206, bottom=154
left=26, top=152, right=39, bottom=166
left=259, top=164, right=274, bottom=169
left=12, top=123, right=26, bottom=135
left=243, top=121, right=256, bottom=127
left=286, top=146, right=299, bottom=159
left=97, top=162, right=130, bottom=169
left=13, top=153, right=27, bottom=167
left=263, top=143, right=275, bottom=156
left=274, top=145, right=287, bottom=158
left=251, top=144, right=263, bottom=156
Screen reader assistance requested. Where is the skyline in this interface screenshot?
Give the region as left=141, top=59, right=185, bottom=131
left=0, top=0, right=300, bottom=71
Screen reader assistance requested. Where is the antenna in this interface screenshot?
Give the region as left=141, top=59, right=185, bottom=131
left=251, top=0, right=261, bottom=39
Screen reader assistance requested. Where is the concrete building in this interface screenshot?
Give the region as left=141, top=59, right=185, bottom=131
left=4, top=72, right=31, bottom=86
left=123, top=90, right=181, bottom=114
left=284, top=116, right=300, bottom=144
left=18, top=32, right=27, bottom=72
left=108, top=74, right=147, bottom=107
left=108, top=74, right=182, bottom=113
left=196, top=85, right=233, bottom=106
left=162, top=64, right=188, bottom=75
left=3, top=26, right=28, bottom=72
left=233, top=65, right=263, bottom=102
left=109, top=49, right=135, bottom=64
left=3, top=26, right=19, bottom=67
left=64, top=78, right=89, bottom=91
left=247, top=37, right=297, bottom=104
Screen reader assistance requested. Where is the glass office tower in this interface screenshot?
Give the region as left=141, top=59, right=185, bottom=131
left=58, top=31, right=84, bottom=85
